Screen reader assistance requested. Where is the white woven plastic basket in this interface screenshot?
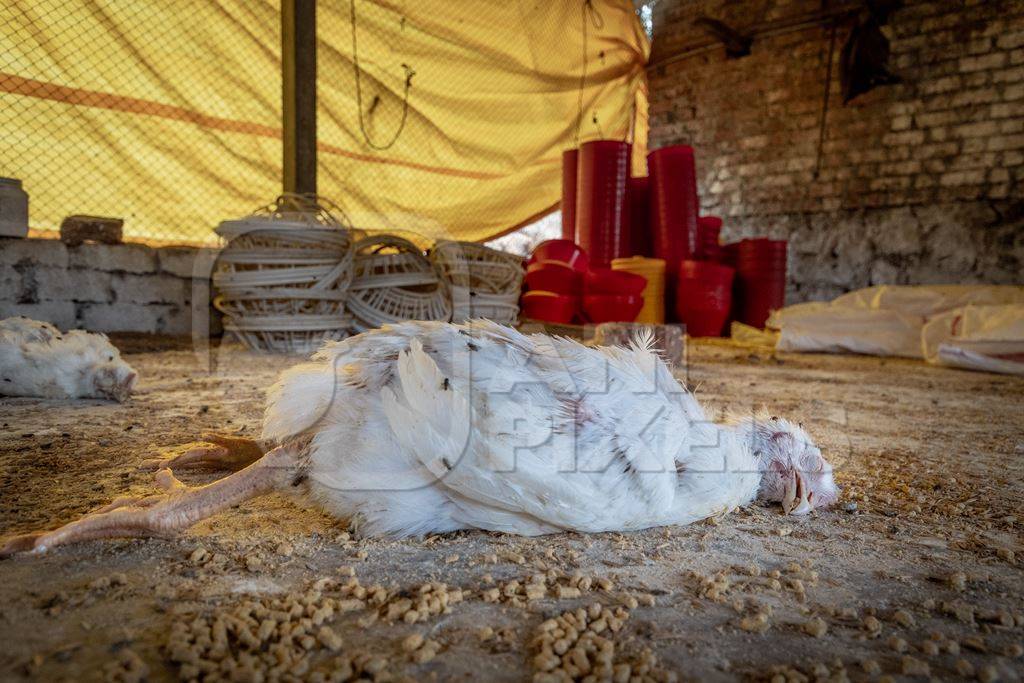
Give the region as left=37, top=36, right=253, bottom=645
left=347, top=234, right=452, bottom=329
left=212, top=194, right=357, bottom=354
left=430, top=240, right=523, bottom=293
left=450, top=286, right=520, bottom=325
left=431, top=240, right=523, bottom=324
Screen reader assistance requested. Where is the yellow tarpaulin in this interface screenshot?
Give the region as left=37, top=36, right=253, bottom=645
left=0, top=1, right=648, bottom=244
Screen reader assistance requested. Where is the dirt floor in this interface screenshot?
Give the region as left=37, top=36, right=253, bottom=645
left=1, top=337, right=1022, bottom=682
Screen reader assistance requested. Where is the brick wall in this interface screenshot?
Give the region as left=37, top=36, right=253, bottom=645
left=0, top=238, right=219, bottom=335
left=648, top=0, right=1024, bottom=302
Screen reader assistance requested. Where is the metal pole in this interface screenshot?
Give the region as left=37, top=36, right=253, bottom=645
left=282, top=0, right=317, bottom=195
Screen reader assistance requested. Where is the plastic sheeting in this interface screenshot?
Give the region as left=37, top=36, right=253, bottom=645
left=0, top=1, right=649, bottom=244
left=768, top=285, right=1024, bottom=375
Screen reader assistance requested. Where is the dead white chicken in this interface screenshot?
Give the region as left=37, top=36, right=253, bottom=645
left=1, top=320, right=837, bottom=555
left=0, top=316, right=137, bottom=402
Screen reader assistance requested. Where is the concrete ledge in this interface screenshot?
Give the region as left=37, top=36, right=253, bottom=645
left=67, top=242, right=157, bottom=274
left=0, top=237, right=220, bottom=335
left=157, top=246, right=219, bottom=279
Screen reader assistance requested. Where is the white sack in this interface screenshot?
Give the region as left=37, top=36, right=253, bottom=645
left=773, top=307, right=924, bottom=358
left=921, top=304, right=1024, bottom=375
left=767, top=285, right=1024, bottom=371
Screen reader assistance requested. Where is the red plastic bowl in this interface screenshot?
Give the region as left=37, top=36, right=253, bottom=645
left=583, top=294, right=644, bottom=324
left=520, top=291, right=579, bottom=324
left=527, top=240, right=589, bottom=272
left=583, top=268, right=647, bottom=296
left=524, top=260, right=582, bottom=295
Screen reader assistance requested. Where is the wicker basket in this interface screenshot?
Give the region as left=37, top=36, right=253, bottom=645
left=213, top=194, right=356, bottom=354
left=449, top=286, right=520, bottom=324
left=347, top=234, right=452, bottom=330
left=431, top=240, right=523, bottom=293
left=430, top=240, right=523, bottom=324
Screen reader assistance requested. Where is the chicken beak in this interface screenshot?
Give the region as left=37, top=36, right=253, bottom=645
left=782, top=472, right=813, bottom=515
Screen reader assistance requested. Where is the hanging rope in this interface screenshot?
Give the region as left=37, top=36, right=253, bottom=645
left=575, top=0, right=605, bottom=145
left=350, top=0, right=415, bottom=151
left=814, top=21, right=838, bottom=179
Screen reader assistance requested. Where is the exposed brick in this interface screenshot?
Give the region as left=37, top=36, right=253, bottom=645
left=0, top=264, right=20, bottom=295
left=951, top=121, right=1001, bottom=138
left=959, top=53, right=1007, bottom=72
left=1003, top=150, right=1024, bottom=166
left=0, top=238, right=215, bottom=332
left=1001, top=118, right=1024, bottom=134
left=156, top=246, right=217, bottom=279
left=77, top=303, right=178, bottom=334
left=939, top=169, right=986, bottom=186
left=0, top=300, right=76, bottom=329
left=990, top=102, right=1018, bottom=118
left=0, top=237, right=68, bottom=268
left=68, top=243, right=156, bottom=274
left=648, top=0, right=1022, bottom=300
left=918, top=75, right=961, bottom=94
left=948, top=88, right=999, bottom=107
left=890, top=115, right=913, bottom=131
left=987, top=134, right=1024, bottom=151
left=996, top=30, right=1024, bottom=50
left=111, top=273, right=188, bottom=305
left=992, top=66, right=1024, bottom=83
left=34, top=267, right=113, bottom=304
left=913, top=110, right=958, bottom=132
left=1004, top=83, right=1024, bottom=100
left=883, top=131, right=927, bottom=146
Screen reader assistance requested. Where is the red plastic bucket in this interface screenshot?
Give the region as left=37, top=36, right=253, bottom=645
left=628, top=176, right=651, bottom=257
left=648, top=145, right=700, bottom=322
left=736, top=286, right=785, bottom=329
left=721, top=241, right=740, bottom=267
left=696, top=216, right=723, bottom=260
left=561, top=149, right=578, bottom=241
left=737, top=261, right=787, bottom=272
left=648, top=145, right=699, bottom=272
left=735, top=273, right=786, bottom=329
left=676, top=260, right=734, bottom=337
left=575, top=140, right=631, bottom=268
left=738, top=238, right=787, bottom=259
left=696, top=216, right=720, bottom=253
left=737, top=253, right=787, bottom=264
left=679, top=259, right=733, bottom=283
left=719, top=238, right=790, bottom=329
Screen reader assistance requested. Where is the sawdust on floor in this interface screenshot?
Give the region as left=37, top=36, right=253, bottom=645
left=1, top=338, right=1022, bottom=682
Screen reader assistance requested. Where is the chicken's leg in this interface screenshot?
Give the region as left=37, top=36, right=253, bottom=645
left=139, top=432, right=265, bottom=472
left=1, top=446, right=297, bottom=557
